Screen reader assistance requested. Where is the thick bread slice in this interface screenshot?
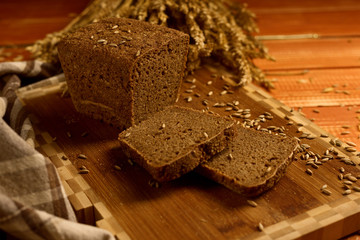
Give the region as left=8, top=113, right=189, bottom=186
left=118, top=106, right=236, bottom=182
left=197, top=126, right=298, bottom=197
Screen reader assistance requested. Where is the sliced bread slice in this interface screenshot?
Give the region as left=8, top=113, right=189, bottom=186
left=197, top=126, right=298, bottom=197
left=118, top=106, right=236, bottom=182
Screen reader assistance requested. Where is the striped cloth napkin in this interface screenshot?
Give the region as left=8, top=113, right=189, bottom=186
left=0, top=61, right=115, bottom=240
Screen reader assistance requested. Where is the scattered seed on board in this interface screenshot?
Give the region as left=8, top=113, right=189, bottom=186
left=322, top=87, right=334, bottom=93
left=78, top=154, right=87, bottom=159
left=343, top=180, right=353, bottom=185
left=320, top=133, right=329, bottom=138
left=258, top=222, right=264, bottom=232
left=306, top=169, right=313, bottom=176
left=338, top=174, right=344, bottom=180
left=321, top=188, right=332, bottom=196
left=207, top=91, right=213, bottom=96
left=347, top=175, right=358, bottom=182
left=185, top=89, right=193, bottom=93
left=160, top=123, right=166, bottom=130
left=186, top=96, right=192, bottom=102
left=247, top=200, right=257, bottom=207
left=185, top=78, right=196, bottom=83
left=207, top=81, right=213, bottom=85
left=228, top=153, right=233, bottom=160
left=345, top=147, right=356, bottom=152
left=220, top=90, right=227, bottom=95
left=190, top=85, right=196, bottom=89
left=114, top=165, right=121, bottom=171
left=61, top=155, right=68, bottom=160
left=81, top=131, right=88, bottom=137
left=66, top=131, right=72, bottom=138
left=124, top=132, right=131, bottom=138
left=127, top=159, right=134, bottom=165
left=353, top=186, right=360, bottom=192
left=339, top=167, right=345, bottom=173
left=321, top=184, right=328, bottom=190
left=345, top=141, right=357, bottom=147
left=203, top=132, right=209, bottom=138
left=343, top=189, right=352, bottom=195
left=79, top=169, right=89, bottom=174
left=341, top=131, right=350, bottom=135
left=313, top=109, right=320, bottom=113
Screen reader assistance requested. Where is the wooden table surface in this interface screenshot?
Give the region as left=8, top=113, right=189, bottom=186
left=1, top=0, right=360, bottom=239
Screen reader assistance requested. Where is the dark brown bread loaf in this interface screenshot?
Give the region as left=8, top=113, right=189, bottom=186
left=197, top=126, right=298, bottom=197
left=118, top=106, right=236, bottom=182
left=58, top=17, right=189, bottom=129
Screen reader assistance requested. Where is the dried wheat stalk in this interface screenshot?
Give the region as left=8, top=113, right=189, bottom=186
left=27, top=0, right=272, bottom=87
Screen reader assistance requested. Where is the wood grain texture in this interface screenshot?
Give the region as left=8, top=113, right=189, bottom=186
left=19, top=64, right=360, bottom=240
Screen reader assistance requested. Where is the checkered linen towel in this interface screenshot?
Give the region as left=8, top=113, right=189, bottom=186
left=0, top=61, right=115, bottom=240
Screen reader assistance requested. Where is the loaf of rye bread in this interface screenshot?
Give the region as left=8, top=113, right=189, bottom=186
left=58, top=17, right=189, bottom=129
left=118, top=106, right=237, bottom=182
left=197, top=126, right=298, bottom=197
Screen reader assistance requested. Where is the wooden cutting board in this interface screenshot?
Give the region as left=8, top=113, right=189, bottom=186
left=18, top=64, right=360, bottom=240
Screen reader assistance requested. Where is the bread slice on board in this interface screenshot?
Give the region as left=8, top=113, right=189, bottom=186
left=197, top=126, right=298, bottom=197
left=118, top=106, right=237, bottom=182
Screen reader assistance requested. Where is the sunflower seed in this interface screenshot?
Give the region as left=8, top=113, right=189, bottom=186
left=353, top=186, right=360, bottom=192
left=341, top=131, right=350, bottom=135
left=320, top=133, right=329, bottom=138
left=109, top=43, right=118, bottom=47
left=339, top=167, right=345, bottom=173
left=185, top=89, right=193, bottom=93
